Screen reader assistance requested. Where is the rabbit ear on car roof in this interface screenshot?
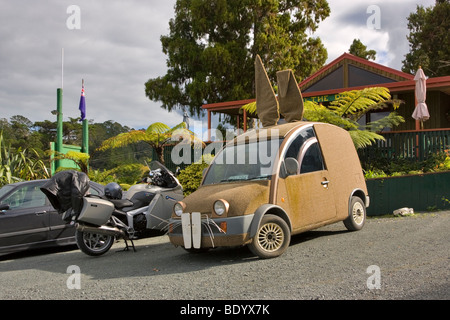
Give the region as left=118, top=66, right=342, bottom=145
left=255, top=55, right=304, bottom=128
left=255, top=54, right=279, bottom=128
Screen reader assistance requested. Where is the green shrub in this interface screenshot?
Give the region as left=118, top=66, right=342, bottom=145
left=178, top=156, right=212, bottom=196
left=89, top=163, right=148, bottom=189
left=364, top=169, right=387, bottom=179
left=1, top=132, right=49, bottom=186
left=362, top=150, right=450, bottom=179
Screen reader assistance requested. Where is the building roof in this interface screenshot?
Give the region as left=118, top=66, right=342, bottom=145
left=299, top=53, right=414, bottom=92
left=202, top=52, right=450, bottom=113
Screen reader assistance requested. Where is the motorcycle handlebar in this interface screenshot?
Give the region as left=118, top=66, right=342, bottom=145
left=147, top=165, right=180, bottom=189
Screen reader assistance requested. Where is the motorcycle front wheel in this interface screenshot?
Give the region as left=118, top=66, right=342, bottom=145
left=75, top=230, right=115, bottom=256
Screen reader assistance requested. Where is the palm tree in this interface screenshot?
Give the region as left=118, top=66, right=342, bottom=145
left=242, top=87, right=404, bottom=149
left=96, top=122, right=204, bottom=165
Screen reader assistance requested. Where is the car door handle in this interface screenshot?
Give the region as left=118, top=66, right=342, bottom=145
left=321, top=180, right=330, bottom=185
left=35, top=211, right=47, bottom=215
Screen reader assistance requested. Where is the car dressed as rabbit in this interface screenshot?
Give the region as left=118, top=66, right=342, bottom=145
left=167, top=56, right=369, bottom=259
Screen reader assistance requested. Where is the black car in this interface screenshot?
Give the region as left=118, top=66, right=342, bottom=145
left=0, top=179, right=104, bottom=254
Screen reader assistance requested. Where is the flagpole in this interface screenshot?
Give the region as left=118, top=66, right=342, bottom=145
left=82, top=119, right=89, bottom=154
left=61, top=48, right=64, bottom=89
left=54, top=48, right=64, bottom=173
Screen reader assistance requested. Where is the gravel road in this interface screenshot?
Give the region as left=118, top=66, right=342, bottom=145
left=1, top=211, right=448, bottom=303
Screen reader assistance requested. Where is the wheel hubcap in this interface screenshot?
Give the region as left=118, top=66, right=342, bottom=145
left=352, top=202, right=365, bottom=225
left=83, top=233, right=112, bottom=252
left=258, top=223, right=284, bottom=252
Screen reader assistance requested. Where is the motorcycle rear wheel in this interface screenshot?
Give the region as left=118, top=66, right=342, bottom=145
left=75, top=230, right=115, bottom=256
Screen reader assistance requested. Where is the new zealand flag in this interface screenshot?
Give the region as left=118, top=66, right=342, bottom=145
left=79, top=83, right=86, bottom=121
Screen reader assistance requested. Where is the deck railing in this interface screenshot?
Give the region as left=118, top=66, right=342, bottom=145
left=359, top=128, right=450, bottom=162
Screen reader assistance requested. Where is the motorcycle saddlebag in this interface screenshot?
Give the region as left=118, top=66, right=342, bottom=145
left=77, top=197, right=115, bottom=226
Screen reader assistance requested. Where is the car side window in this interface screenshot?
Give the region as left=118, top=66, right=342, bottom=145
left=3, top=185, right=46, bottom=209
left=284, top=127, right=325, bottom=175
left=300, top=141, right=325, bottom=173
left=284, top=127, right=315, bottom=160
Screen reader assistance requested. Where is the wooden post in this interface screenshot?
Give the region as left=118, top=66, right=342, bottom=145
left=243, top=109, right=247, bottom=132
left=207, top=110, right=211, bottom=142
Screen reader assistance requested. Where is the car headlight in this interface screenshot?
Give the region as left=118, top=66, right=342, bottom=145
left=173, top=202, right=185, bottom=216
left=213, top=199, right=229, bottom=216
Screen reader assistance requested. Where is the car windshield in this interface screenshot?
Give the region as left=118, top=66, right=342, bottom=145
left=202, top=138, right=283, bottom=185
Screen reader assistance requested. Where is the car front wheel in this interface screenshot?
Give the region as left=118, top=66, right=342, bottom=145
left=248, top=214, right=290, bottom=259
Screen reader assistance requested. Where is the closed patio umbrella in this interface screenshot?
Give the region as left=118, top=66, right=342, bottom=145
left=412, top=67, right=429, bottom=128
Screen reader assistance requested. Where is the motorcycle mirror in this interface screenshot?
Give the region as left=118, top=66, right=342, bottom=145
left=141, top=177, right=151, bottom=184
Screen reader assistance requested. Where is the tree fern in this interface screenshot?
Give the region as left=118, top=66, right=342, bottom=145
left=329, top=87, right=392, bottom=117
left=51, top=150, right=90, bottom=174
left=303, top=101, right=359, bottom=131
left=241, top=87, right=404, bottom=149
left=97, top=122, right=203, bottom=164
left=348, top=130, right=384, bottom=149
left=364, top=112, right=405, bottom=132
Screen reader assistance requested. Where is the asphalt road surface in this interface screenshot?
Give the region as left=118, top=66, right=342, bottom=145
left=1, top=211, right=448, bottom=306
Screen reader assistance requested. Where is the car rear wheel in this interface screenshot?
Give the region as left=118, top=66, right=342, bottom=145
left=248, top=214, right=290, bottom=259
left=75, top=230, right=115, bottom=256
left=344, top=196, right=366, bottom=231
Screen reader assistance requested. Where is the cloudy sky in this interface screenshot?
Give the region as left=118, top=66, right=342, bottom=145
left=0, top=0, right=435, bottom=131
